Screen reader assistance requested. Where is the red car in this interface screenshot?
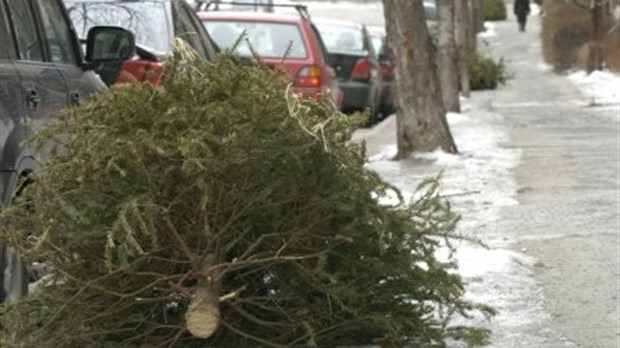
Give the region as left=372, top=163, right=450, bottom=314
left=198, top=7, right=343, bottom=108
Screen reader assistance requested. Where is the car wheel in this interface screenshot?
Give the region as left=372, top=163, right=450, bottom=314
left=1, top=174, right=36, bottom=304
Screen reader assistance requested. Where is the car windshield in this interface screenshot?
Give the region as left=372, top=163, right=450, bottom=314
left=203, top=20, right=307, bottom=59
left=315, top=23, right=364, bottom=53
left=65, top=1, right=171, bottom=54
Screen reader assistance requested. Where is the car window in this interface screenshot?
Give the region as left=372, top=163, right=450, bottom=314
left=315, top=23, right=365, bottom=53
left=5, top=0, right=44, bottom=61
left=36, top=0, right=77, bottom=65
left=173, top=2, right=209, bottom=58
left=204, top=20, right=307, bottom=59
left=65, top=1, right=171, bottom=54
left=182, top=3, right=217, bottom=58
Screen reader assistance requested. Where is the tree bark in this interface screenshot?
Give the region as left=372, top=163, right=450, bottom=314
left=455, top=0, right=471, bottom=97
left=437, top=0, right=460, bottom=112
left=472, top=0, right=485, bottom=33
left=382, top=0, right=458, bottom=158
left=582, top=1, right=605, bottom=72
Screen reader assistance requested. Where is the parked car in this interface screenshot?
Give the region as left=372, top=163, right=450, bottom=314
left=64, top=0, right=218, bottom=86
left=198, top=7, right=343, bottom=108
left=0, top=0, right=135, bottom=303
left=313, top=17, right=382, bottom=124
left=367, top=26, right=394, bottom=118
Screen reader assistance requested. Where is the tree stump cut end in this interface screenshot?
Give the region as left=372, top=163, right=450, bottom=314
left=186, top=304, right=220, bottom=338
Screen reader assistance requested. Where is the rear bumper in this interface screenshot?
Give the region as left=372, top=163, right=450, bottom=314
left=293, top=86, right=322, bottom=99
left=379, top=80, right=394, bottom=109
left=339, top=81, right=371, bottom=112
left=292, top=86, right=343, bottom=109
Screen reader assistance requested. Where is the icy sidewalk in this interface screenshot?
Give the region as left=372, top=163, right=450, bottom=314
left=361, top=97, right=564, bottom=346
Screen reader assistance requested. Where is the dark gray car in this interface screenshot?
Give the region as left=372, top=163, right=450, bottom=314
left=314, top=18, right=382, bottom=125
left=0, top=0, right=134, bottom=303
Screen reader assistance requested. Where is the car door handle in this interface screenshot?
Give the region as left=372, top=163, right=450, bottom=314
left=25, top=89, right=41, bottom=109
left=71, top=92, right=82, bottom=106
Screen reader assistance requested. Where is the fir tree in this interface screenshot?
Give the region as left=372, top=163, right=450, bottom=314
left=1, top=41, right=493, bottom=348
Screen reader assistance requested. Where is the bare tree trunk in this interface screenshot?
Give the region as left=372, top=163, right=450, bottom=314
left=472, top=0, right=485, bottom=33
left=462, top=0, right=477, bottom=51
left=455, top=0, right=471, bottom=97
left=382, top=0, right=458, bottom=158
left=437, top=0, right=460, bottom=112
left=590, top=0, right=605, bottom=70
left=570, top=0, right=609, bottom=72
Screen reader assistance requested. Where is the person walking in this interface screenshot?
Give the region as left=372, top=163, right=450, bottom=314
left=513, top=0, right=531, bottom=32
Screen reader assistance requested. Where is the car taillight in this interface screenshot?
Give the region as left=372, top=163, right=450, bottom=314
left=351, top=58, right=372, bottom=81
left=294, top=66, right=322, bottom=88
left=379, top=61, right=393, bottom=79
left=115, top=60, right=165, bottom=86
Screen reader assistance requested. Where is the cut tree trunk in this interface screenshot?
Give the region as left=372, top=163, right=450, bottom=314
left=382, top=0, right=458, bottom=158
left=437, top=0, right=460, bottom=112
left=185, top=259, right=221, bottom=338
left=455, top=0, right=471, bottom=97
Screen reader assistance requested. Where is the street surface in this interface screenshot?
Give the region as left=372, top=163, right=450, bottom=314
left=312, top=2, right=620, bottom=347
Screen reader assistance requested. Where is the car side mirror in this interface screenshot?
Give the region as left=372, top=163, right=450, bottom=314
left=84, top=26, right=135, bottom=69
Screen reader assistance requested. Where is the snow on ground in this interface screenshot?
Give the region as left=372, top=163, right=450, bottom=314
left=480, top=22, right=497, bottom=38
left=365, top=105, right=556, bottom=346
left=568, top=69, right=620, bottom=111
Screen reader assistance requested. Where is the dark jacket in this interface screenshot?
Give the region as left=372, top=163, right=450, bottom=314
left=514, top=0, right=530, bottom=18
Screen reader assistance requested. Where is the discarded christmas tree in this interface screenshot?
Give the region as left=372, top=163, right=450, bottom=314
left=1, top=41, right=493, bottom=347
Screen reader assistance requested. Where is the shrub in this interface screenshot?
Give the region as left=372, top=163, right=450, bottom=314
left=0, top=41, right=494, bottom=347
left=483, top=0, right=507, bottom=21
left=576, top=41, right=604, bottom=73
left=467, top=50, right=509, bottom=90
left=541, top=1, right=588, bottom=71
left=541, top=0, right=617, bottom=72
left=602, top=31, right=620, bottom=71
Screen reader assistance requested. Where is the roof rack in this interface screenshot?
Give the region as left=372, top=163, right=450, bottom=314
left=194, top=1, right=310, bottom=19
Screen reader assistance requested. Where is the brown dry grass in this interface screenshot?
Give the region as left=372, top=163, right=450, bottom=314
left=602, top=32, right=620, bottom=71
left=541, top=0, right=618, bottom=72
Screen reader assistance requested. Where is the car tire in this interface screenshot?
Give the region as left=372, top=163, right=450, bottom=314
left=1, top=173, right=34, bottom=304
